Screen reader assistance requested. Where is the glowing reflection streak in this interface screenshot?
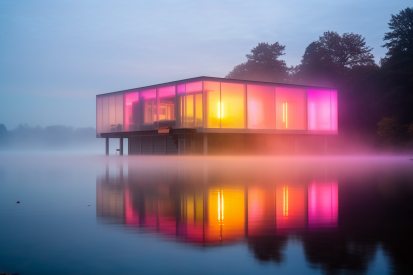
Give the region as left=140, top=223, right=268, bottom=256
left=283, top=187, right=289, bottom=216
left=217, top=190, right=224, bottom=225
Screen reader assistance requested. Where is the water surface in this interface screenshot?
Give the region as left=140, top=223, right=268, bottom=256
left=1, top=155, right=412, bottom=274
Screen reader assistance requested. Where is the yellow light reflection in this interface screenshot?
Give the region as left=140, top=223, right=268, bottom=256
left=283, top=187, right=289, bottom=216
left=218, top=190, right=224, bottom=224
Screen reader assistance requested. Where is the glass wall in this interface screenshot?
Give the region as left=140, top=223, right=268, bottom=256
left=307, top=89, right=338, bottom=132
left=124, top=91, right=139, bottom=131
left=247, top=84, right=275, bottom=129
left=96, top=93, right=124, bottom=135
left=177, top=82, right=203, bottom=128
left=204, top=81, right=221, bottom=128
left=140, top=89, right=157, bottom=130
left=158, top=86, right=176, bottom=127
left=186, top=81, right=203, bottom=127
left=275, top=87, right=307, bottom=130
left=96, top=78, right=338, bottom=135
left=221, top=83, right=245, bottom=129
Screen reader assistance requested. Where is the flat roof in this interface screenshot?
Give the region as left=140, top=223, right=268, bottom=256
left=96, top=76, right=336, bottom=97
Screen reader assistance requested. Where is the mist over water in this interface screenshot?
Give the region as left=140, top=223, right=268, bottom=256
left=0, top=154, right=412, bottom=274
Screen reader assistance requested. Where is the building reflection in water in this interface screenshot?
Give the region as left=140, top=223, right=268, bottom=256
left=96, top=158, right=413, bottom=274
left=96, top=161, right=338, bottom=245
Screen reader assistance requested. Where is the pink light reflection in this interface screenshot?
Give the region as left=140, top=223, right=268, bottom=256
left=124, top=185, right=139, bottom=226
left=308, top=182, right=338, bottom=228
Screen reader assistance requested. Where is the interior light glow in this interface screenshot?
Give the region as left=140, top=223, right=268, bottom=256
left=282, top=102, right=288, bottom=128
left=283, top=187, right=289, bottom=216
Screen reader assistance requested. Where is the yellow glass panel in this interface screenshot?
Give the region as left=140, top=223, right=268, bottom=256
left=204, top=81, right=220, bottom=128
left=195, top=94, right=203, bottom=127
left=186, top=95, right=194, bottom=127
left=221, top=83, right=245, bottom=129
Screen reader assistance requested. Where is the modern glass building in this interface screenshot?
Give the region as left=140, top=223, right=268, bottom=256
left=96, top=76, right=338, bottom=155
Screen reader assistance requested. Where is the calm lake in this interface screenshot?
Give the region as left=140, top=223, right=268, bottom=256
left=0, top=155, right=412, bottom=275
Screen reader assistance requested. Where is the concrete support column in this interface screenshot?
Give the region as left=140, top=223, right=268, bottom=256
left=203, top=134, right=208, bottom=156
left=105, top=137, right=109, bottom=155
left=119, top=137, right=123, bottom=156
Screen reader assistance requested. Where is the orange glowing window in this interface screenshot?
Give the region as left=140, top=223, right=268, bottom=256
left=204, top=81, right=221, bottom=128
left=275, top=87, right=307, bottom=130
left=221, top=83, right=246, bottom=129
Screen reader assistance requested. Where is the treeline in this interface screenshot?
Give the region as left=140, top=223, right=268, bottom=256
left=227, top=7, right=413, bottom=151
left=0, top=124, right=101, bottom=151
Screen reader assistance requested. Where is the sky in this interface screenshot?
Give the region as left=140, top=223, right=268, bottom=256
left=0, top=0, right=411, bottom=130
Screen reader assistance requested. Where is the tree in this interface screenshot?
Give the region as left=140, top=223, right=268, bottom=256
left=382, top=7, right=413, bottom=70
left=380, top=7, right=413, bottom=125
left=295, top=31, right=375, bottom=85
left=226, top=42, right=289, bottom=82
left=377, top=116, right=406, bottom=145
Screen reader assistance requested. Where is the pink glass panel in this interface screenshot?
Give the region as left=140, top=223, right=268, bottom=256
left=275, top=87, right=306, bottom=130
left=158, top=86, right=175, bottom=98
left=186, top=81, right=202, bottom=95
left=158, top=86, right=176, bottom=122
left=140, top=89, right=157, bottom=125
left=307, top=89, right=336, bottom=131
left=247, top=84, right=275, bottom=129
left=177, top=84, right=185, bottom=95
left=308, top=182, right=338, bottom=228
left=124, top=91, right=139, bottom=132
left=140, top=89, right=156, bottom=99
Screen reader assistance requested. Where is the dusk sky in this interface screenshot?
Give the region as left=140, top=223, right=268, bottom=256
left=0, top=0, right=410, bottom=130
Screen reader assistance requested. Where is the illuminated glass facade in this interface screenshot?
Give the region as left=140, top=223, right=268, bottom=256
left=96, top=77, right=338, bottom=137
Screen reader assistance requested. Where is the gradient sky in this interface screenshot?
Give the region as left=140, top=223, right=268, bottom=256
left=0, top=0, right=410, bottom=129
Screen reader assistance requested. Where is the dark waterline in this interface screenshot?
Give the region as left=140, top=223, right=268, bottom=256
left=0, top=155, right=412, bottom=275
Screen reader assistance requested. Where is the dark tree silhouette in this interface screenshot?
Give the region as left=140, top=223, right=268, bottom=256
left=294, top=31, right=375, bottom=86
left=379, top=7, right=413, bottom=130
left=226, top=42, right=289, bottom=82
left=382, top=7, right=413, bottom=70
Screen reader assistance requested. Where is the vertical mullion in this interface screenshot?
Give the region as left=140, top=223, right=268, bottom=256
left=219, top=82, right=222, bottom=129
left=202, top=79, right=204, bottom=129
left=156, top=88, right=159, bottom=129
left=245, top=83, right=248, bottom=130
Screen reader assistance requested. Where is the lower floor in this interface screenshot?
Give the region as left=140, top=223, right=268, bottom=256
left=100, top=130, right=336, bottom=155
